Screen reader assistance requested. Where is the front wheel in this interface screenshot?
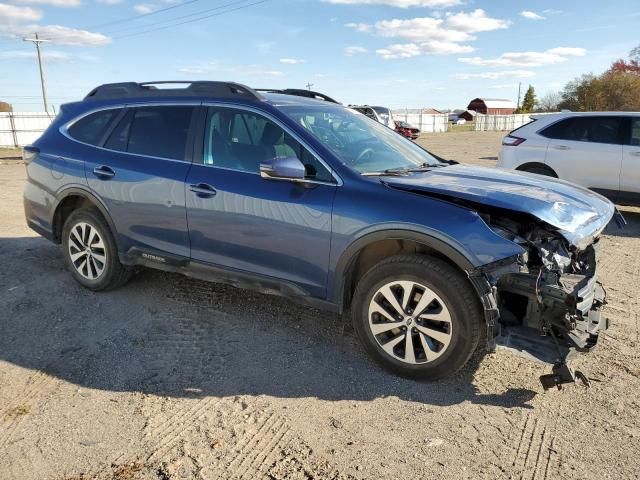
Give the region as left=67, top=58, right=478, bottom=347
left=351, top=255, right=483, bottom=380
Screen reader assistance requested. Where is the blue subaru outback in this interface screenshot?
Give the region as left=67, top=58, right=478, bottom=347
left=23, top=81, right=617, bottom=386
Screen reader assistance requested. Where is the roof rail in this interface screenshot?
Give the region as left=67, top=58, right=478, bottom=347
left=83, top=81, right=265, bottom=101
left=256, top=88, right=340, bottom=104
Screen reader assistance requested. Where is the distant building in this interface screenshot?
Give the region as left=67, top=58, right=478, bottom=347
left=459, top=110, right=477, bottom=122
left=0, top=102, right=12, bottom=113
left=421, top=108, right=443, bottom=115
left=466, top=98, right=515, bottom=115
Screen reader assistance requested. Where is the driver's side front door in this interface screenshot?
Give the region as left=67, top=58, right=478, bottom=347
left=185, top=105, right=338, bottom=298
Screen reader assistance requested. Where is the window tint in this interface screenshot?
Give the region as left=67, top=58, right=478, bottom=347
left=68, top=109, right=119, bottom=145
left=127, top=106, right=194, bottom=160
left=204, top=107, right=334, bottom=183
left=104, top=110, right=133, bottom=151
left=631, top=118, right=640, bottom=146
left=541, top=116, right=623, bottom=144
left=540, top=118, right=572, bottom=139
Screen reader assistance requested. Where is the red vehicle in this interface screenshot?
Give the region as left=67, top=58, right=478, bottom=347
left=394, top=120, right=420, bottom=140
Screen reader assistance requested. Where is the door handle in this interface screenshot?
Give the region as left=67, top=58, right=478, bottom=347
left=631, top=151, right=640, bottom=157
left=553, top=145, right=570, bottom=150
left=189, top=183, right=217, bottom=198
left=92, top=165, right=115, bottom=179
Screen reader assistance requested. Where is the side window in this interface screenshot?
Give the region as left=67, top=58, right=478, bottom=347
left=105, top=110, right=133, bottom=152
left=540, top=118, right=573, bottom=140
left=631, top=118, right=640, bottom=146
left=204, top=107, right=334, bottom=182
left=127, top=106, right=194, bottom=160
left=68, top=109, right=120, bottom=145
left=541, top=116, right=623, bottom=144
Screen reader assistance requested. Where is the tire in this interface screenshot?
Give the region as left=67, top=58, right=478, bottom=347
left=517, top=164, right=557, bottom=177
left=351, top=254, right=482, bottom=380
left=61, top=208, right=132, bottom=291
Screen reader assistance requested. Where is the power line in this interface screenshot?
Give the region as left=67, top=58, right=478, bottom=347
left=102, top=0, right=253, bottom=35
left=114, top=0, right=270, bottom=40
left=83, top=0, right=203, bottom=30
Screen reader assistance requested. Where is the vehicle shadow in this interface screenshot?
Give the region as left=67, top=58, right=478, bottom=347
left=604, top=207, right=640, bottom=238
left=0, top=236, right=537, bottom=410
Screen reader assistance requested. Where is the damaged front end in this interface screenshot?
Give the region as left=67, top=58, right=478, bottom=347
left=473, top=210, right=619, bottom=390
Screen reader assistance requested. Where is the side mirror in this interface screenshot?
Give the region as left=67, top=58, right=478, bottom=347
left=260, top=156, right=306, bottom=182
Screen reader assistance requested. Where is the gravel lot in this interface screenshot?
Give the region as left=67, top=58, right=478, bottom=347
left=1, top=131, right=639, bottom=480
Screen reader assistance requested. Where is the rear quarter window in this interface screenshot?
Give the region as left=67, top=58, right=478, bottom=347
left=67, top=109, right=120, bottom=145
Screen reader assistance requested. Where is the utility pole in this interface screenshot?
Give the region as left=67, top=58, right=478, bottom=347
left=306, top=82, right=314, bottom=91
left=23, top=33, right=51, bottom=114
left=516, top=82, right=522, bottom=111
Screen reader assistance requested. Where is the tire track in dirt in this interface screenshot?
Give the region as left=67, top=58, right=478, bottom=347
left=85, top=310, right=233, bottom=478
left=0, top=369, right=57, bottom=458
left=509, top=391, right=566, bottom=480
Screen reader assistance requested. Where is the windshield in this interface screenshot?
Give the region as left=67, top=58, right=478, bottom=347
left=279, top=105, right=443, bottom=174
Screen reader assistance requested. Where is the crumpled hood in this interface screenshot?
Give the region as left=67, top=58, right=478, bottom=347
left=382, top=164, right=615, bottom=250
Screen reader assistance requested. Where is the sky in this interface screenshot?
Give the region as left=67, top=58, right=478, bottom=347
left=0, top=0, right=639, bottom=112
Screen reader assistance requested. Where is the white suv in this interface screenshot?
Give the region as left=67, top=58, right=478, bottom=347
left=497, top=112, right=640, bottom=205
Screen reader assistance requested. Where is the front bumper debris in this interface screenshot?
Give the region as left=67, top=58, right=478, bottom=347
left=473, top=243, right=609, bottom=390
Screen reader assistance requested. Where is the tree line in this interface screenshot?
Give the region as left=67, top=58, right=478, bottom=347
left=514, top=45, right=640, bottom=113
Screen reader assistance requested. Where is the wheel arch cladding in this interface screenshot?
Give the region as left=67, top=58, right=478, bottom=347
left=52, top=188, right=118, bottom=245
left=334, top=230, right=477, bottom=312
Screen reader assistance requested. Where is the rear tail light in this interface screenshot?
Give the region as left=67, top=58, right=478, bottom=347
left=23, top=146, right=39, bottom=165
left=502, top=135, right=526, bottom=146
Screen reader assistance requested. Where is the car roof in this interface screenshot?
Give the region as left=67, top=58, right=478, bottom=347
left=532, top=111, right=640, bottom=121
left=80, top=81, right=342, bottom=109
left=262, top=92, right=341, bottom=107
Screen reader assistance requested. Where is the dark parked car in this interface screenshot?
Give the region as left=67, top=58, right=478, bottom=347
left=23, top=81, right=617, bottom=386
left=394, top=120, right=420, bottom=140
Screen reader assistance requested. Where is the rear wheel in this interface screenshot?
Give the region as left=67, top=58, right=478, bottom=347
left=61, top=208, right=132, bottom=291
left=517, top=163, right=557, bottom=177
left=351, top=254, right=482, bottom=380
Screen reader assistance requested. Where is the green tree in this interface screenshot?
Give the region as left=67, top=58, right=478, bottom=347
left=517, top=85, right=536, bottom=113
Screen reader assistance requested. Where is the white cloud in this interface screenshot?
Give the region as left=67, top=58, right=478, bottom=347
left=324, top=0, right=461, bottom=7
left=0, top=23, right=111, bottom=45
left=520, top=10, right=545, bottom=20
left=177, top=60, right=284, bottom=78
left=0, top=3, right=42, bottom=23
left=445, top=9, right=511, bottom=32
left=489, top=83, right=519, bottom=89
left=452, top=70, right=535, bottom=80
left=133, top=3, right=153, bottom=14
left=10, top=0, right=81, bottom=6
left=97, top=0, right=123, bottom=4
left=377, top=40, right=473, bottom=58
left=0, top=49, right=96, bottom=62
left=458, top=47, right=586, bottom=67
left=347, top=9, right=508, bottom=59
left=376, top=43, right=421, bottom=59
left=279, top=58, right=305, bottom=64
left=344, top=45, right=368, bottom=56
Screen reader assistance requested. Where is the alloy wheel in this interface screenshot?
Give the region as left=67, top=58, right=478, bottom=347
left=67, top=221, right=107, bottom=280
left=368, top=280, right=453, bottom=364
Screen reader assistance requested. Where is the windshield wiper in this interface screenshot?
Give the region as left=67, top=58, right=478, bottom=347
left=361, top=162, right=446, bottom=176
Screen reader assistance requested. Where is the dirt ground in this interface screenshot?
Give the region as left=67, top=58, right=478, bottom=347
left=1, top=131, right=639, bottom=480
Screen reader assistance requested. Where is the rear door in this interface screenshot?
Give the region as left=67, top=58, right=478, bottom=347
left=84, top=104, right=197, bottom=258
left=543, top=115, right=623, bottom=199
left=620, top=117, right=640, bottom=204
